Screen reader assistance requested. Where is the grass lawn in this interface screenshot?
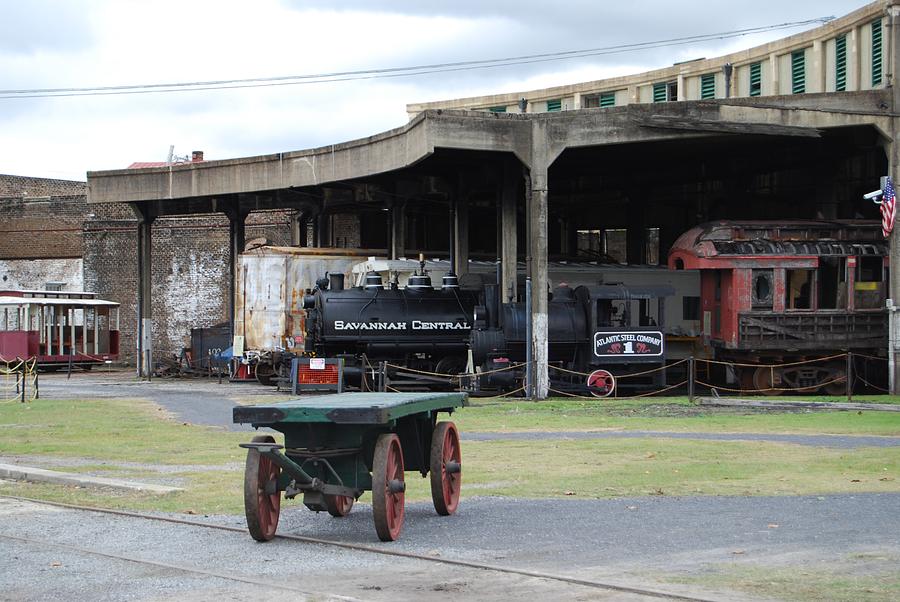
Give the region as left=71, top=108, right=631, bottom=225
left=456, top=397, right=900, bottom=435
left=0, top=396, right=898, bottom=515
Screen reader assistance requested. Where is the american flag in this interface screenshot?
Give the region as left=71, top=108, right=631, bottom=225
left=882, top=177, right=896, bottom=237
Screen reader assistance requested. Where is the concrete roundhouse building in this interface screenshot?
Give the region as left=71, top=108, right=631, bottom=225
left=85, top=0, right=900, bottom=396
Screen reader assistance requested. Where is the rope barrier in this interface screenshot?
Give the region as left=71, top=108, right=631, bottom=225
left=854, top=373, right=890, bottom=393
left=695, top=374, right=846, bottom=394
left=696, top=352, right=847, bottom=369
left=852, top=352, right=889, bottom=363
left=548, top=358, right=687, bottom=380
left=374, top=350, right=887, bottom=397
left=546, top=379, right=688, bottom=400
left=0, top=356, right=38, bottom=403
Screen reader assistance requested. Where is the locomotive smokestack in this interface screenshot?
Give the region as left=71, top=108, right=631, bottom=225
left=329, top=273, right=344, bottom=291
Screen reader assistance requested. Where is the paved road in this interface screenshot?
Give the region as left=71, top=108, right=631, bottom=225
left=34, top=371, right=284, bottom=432
left=35, top=372, right=900, bottom=448
left=2, top=493, right=898, bottom=601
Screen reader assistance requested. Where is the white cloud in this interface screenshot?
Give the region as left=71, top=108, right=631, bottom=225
left=0, top=0, right=869, bottom=181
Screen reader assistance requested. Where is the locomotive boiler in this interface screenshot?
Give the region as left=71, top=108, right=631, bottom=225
left=303, top=269, right=479, bottom=386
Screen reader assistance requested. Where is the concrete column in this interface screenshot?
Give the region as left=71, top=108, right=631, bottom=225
left=317, top=214, right=330, bottom=247
left=227, top=206, right=248, bottom=341
left=528, top=166, right=550, bottom=399
left=390, top=203, right=407, bottom=259
left=626, top=192, right=646, bottom=264
left=768, top=52, right=780, bottom=95
left=500, top=162, right=519, bottom=302
left=888, top=2, right=900, bottom=393
left=454, top=188, right=470, bottom=277
left=290, top=212, right=304, bottom=246
left=810, top=39, right=825, bottom=93
left=133, top=202, right=155, bottom=377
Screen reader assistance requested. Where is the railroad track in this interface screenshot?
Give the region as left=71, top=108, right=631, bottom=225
left=1, top=495, right=720, bottom=602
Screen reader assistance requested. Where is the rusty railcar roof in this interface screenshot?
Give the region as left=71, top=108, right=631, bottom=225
left=670, top=220, right=887, bottom=260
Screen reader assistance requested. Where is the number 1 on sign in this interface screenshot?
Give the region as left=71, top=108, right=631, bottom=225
left=623, top=342, right=633, bottom=354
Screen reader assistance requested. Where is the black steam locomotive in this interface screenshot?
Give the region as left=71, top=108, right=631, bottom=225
left=302, top=265, right=674, bottom=395
left=302, top=269, right=478, bottom=388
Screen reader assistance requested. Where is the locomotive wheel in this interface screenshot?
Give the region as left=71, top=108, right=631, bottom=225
left=324, top=494, right=355, bottom=517
left=243, top=434, right=282, bottom=542
left=372, top=433, right=405, bottom=542
left=823, top=363, right=848, bottom=396
left=430, top=421, right=462, bottom=516
left=255, top=362, right=276, bottom=386
left=752, top=367, right=781, bottom=396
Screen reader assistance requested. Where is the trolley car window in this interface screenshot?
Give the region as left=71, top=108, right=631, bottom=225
left=785, top=269, right=812, bottom=310
left=857, top=256, right=883, bottom=282
left=817, top=257, right=845, bottom=309
left=752, top=269, right=774, bottom=308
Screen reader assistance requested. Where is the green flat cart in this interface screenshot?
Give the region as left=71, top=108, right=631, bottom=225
left=233, top=391, right=466, bottom=542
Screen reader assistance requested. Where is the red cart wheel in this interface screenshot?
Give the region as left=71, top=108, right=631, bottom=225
left=324, top=494, right=354, bottom=517
left=430, top=421, right=461, bottom=516
left=372, top=433, right=405, bottom=541
left=244, top=434, right=281, bottom=542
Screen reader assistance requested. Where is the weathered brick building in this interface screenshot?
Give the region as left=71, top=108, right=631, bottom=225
left=0, top=173, right=303, bottom=364
left=0, top=175, right=89, bottom=291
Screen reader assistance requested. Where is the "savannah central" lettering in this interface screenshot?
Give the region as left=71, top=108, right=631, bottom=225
left=333, top=320, right=470, bottom=331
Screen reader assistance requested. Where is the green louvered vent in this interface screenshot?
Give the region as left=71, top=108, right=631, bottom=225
left=546, top=99, right=562, bottom=112
left=791, top=50, right=806, bottom=94
left=488, top=106, right=507, bottom=113
left=749, top=62, right=762, bottom=96
left=653, top=83, right=667, bottom=102
left=700, top=74, right=716, bottom=99
left=872, top=19, right=883, bottom=87
left=599, top=92, right=616, bottom=107
left=835, top=35, right=847, bottom=91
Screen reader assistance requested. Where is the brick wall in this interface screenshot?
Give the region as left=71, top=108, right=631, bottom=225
left=83, top=208, right=294, bottom=363
left=0, top=174, right=87, bottom=198
left=0, top=195, right=90, bottom=259
left=0, top=174, right=346, bottom=366
left=0, top=258, right=83, bottom=290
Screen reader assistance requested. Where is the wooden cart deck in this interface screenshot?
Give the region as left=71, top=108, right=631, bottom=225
left=233, top=392, right=468, bottom=426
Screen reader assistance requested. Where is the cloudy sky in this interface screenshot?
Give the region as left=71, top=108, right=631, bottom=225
left=1, top=0, right=870, bottom=181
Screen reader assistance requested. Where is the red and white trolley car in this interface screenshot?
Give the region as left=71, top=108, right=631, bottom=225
left=0, top=290, right=120, bottom=370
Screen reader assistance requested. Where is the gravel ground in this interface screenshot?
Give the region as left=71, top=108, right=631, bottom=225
left=9, top=371, right=899, bottom=600
left=3, top=493, right=898, bottom=601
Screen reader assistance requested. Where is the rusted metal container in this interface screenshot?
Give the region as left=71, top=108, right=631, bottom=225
left=234, top=246, right=383, bottom=356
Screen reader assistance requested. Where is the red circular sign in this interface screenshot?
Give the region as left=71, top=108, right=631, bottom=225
left=586, top=369, right=615, bottom=398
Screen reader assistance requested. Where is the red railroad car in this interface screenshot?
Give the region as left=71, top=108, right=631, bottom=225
left=0, top=290, right=120, bottom=370
left=668, top=221, right=887, bottom=393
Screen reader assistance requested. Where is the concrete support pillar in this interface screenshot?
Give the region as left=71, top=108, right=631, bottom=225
left=133, top=203, right=155, bottom=378
left=454, top=189, right=470, bottom=277
left=317, top=214, right=330, bottom=247
left=390, top=203, right=407, bottom=259
left=500, top=163, right=519, bottom=303
left=626, top=193, right=646, bottom=264
left=290, top=212, right=305, bottom=247
left=528, top=166, right=550, bottom=399
left=888, top=2, right=900, bottom=394
left=227, top=206, right=248, bottom=340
